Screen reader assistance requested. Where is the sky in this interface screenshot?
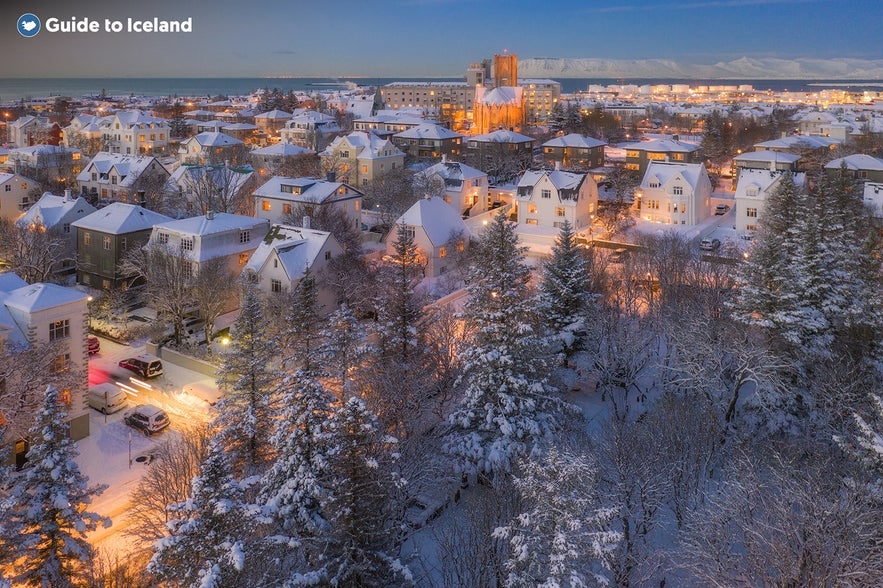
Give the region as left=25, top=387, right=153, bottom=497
left=1, top=0, right=882, bottom=78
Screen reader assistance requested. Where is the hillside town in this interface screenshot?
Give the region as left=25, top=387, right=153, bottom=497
left=1, top=51, right=882, bottom=587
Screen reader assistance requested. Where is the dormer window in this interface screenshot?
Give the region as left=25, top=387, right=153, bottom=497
left=673, top=186, right=684, bottom=195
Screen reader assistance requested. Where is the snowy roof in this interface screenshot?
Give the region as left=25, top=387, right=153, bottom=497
left=77, top=152, right=163, bottom=187
left=254, top=176, right=361, bottom=203
left=469, top=129, right=534, bottom=144
left=289, top=111, right=337, bottom=124
left=221, top=123, right=258, bottom=131
left=16, top=192, right=96, bottom=230
left=734, top=151, right=801, bottom=164
left=477, top=86, right=523, bottom=106
left=169, top=164, right=254, bottom=196
left=735, top=168, right=806, bottom=200
left=8, top=145, right=79, bottom=158
left=419, top=160, right=485, bottom=186
left=72, top=202, right=171, bottom=235
left=153, top=213, right=267, bottom=238
left=0, top=173, right=15, bottom=185
left=254, top=109, right=293, bottom=120
left=825, top=154, right=883, bottom=172
left=394, top=124, right=463, bottom=141
left=641, top=161, right=706, bottom=190
left=2, top=282, right=88, bottom=313
left=543, top=133, right=607, bottom=149
left=0, top=273, right=28, bottom=292
left=244, top=224, right=334, bottom=281
left=112, top=110, right=167, bottom=128
left=754, top=135, right=841, bottom=150
left=192, top=132, right=243, bottom=148
left=326, top=131, right=402, bottom=159
left=517, top=170, right=587, bottom=204
left=395, top=196, right=468, bottom=248
left=622, top=138, right=700, bottom=153
left=251, top=143, right=315, bottom=157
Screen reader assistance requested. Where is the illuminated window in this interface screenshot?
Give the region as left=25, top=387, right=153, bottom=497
left=439, top=246, right=447, bottom=258
left=555, top=207, right=566, bottom=217
left=526, top=218, right=538, bottom=225
left=747, top=207, right=758, bottom=218
left=83, top=232, right=92, bottom=245
left=282, top=203, right=291, bottom=215
left=238, top=253, right=249, bottom=265
left=528, top=203, right=537, bottom=214
left=49, top=319, right=70, bottom=341
left=50, top=353, right=71, bottom=373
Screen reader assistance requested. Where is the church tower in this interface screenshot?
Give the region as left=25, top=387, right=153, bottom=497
left=493, top=52, right=518, bottom=87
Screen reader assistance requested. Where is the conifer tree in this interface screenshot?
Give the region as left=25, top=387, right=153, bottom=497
left=150, top=441, right=254, bottom=588
left=280, top=270, right=323, bottom=373
left=320, top=303, right=366, bottom=398
left=539, top=219, right=591, bottom=345
left=376, top=222, right=424, bottom=360
left=446, top=213, right=564, bottom=477
left=215, top=280, right=278, bottom=472
left=169, top=100, right=188, bottom=139
left=1, top=386, right=109, bottom=587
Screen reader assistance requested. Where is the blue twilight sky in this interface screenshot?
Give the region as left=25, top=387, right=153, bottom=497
left=1, top=0, right=881, bottom=77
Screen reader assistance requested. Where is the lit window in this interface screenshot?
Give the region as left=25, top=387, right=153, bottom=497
left=282, top=203, right=292, bottom=215
left=49, top=319, right=70, bottom=341
left=83, top=232, right=92, bottom=245
left=238, top=253, right=249, bottom=265
left=103, top=236, right=111, bottom=250
left=51, top=353, right=71, bottom=373
left=439, top=246, right=447, bottom=258
left=262, top=201, right=271, bottom=211
left=747, top=207, right=758, bottom=218
left=528, top=203, right=537, bottom=214
left=555, top=207, right=566, bottom=217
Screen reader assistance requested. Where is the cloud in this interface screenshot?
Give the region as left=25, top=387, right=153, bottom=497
left=587, top=0, right=826, bottom=13
left=273, top=50, right=296, bottom=55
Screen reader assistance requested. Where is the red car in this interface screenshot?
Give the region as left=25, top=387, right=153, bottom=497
left=87, top=336, right=100, bottom=355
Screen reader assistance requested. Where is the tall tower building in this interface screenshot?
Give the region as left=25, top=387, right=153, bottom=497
left=493, top=52, right=518, bottom=87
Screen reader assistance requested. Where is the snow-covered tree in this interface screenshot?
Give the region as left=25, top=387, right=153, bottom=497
left=494, top=447, right=620, bottom=587
left=446, top=213, right=566, bottom=477
left=149, top=441, right=256, bottom=588
left=319, top=303, right=367, bottom=398
left=260, top=370, right=336, bottom=541
left=214, top=280, right=278, bottom=473
left=538, top=220, right=591, bottom=348
left=319, top=397, right=410, bottom=586
left=277, top=269, right=323, bottom=372
left=376, top=222, right=425, bottom=361
left=1, top=386, right=110, bottom=587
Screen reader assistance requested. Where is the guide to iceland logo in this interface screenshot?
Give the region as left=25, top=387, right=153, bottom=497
left=17, top=13, right=41, bottom=37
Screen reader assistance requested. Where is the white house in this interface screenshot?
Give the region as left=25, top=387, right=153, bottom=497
left=253, top=176, right=363, bottom=229
left=862, top=181, right=883, bottom=218
left=178, top=132, right=244, bottom=165
left=17, top=190, right=96, bottom=247
left=515, top=168, right=598, bottom=230
left=734, top=167, right=806, bottom=234
left=321, top=131, right=405, bottom=187
left=149, top=212, right=270, bottom=280
left=279, top=111, right=340, bottom=151
left=97, top=110, right=171, bottom=156
left=243, top=224, right=344, bottom=311
left=387, top=196, right=469, bottom=278
left=636, top=161, right=712, bottom=226
left=0, top=273, right=91, bottom=466
left=167, top=163, right=255, bottom=216
left=0, top=172, right=42, bottom=220
left=76, top=151, right=170, bottom=204
left=415, top=157, right=488, bottom=217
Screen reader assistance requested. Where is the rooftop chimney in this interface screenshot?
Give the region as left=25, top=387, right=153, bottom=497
left=326, top=170, right=336, bottom=182
left=554, top=160, right=561, bottom=171
left=303, top=215, right=310, bottom=230
left=770, top=159, right=777, bottom=172
left=64, top=188, right=72, bottom=202
left=206, top=210, right=214, bottom=220
left=671, top=134, right=679, bottom=141
left=441, top=154, right=447, bottom=164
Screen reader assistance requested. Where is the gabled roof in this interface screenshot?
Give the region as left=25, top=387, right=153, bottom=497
left=71, top=202, right=171, bottom=235
left=622, top=138, right=700, bottom=153
left=169, top=164, right=254, bottom=195
left=394, top=123, right=463, bottom=141
left=153, top=213, right=267, bottom=238
left=825, top=153, right=883, bottom=172
left=517, top=170, right=587, bottom=203
left=16, top=192, right=96, bottom=230
left=254, top=109, right=293, bottom=120
left=188, top=132, right=243, bottom=148
left=3, top=282, right=88, bottom=314
left=244, top=224, right=335, bottom=282
left=641, top=161, right=707, bottom=191
left=419, top=160, right=485, bottom=186
left=734, top=150, right=801, bottom=164
left=735, top=168, right=805, bottom=200
left=477, top=86, right=523, bottom=106
left=327, top=131, right=402, bottom=159
left=251, top=143, right=315, bottom=157
left=77, top=152, right=164, bottom=187
left=395, top=196, right=468, bottom=248
left=0, top=273, right=28, bottom=292
left=253, top=176, right=362, bottom=203
left=754, top=135, right=841, bottom=150
left=543, top=133, right=607, bottom=149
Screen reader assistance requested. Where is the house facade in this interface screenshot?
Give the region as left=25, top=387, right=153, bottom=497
left=622, top=137, right=702, bottom=174
left=734, top=168, right=806, bottom=234
left=542, top=133, right=607, bottom=170
left=253, top=176, right=363, bottom=229
left=0, top=173, right=42, bottom=220
left=824, top=154, right=883, bottom=182
left=100, top=111, right=171, bottom=156
left=76, top=152, right=170, bottom=205
left=635, top=161, right=712, bottom=226
left=387, top=196, right=469, bottom=278
left=415, top=158, right=488, bottom=217
left=279, top=111, right=341, bottom=151
left=391, top=124, right=464, bottom=159
left=321, top=132, right=405, bottom=187
left=515, top=169, right=598, bottom=231
left=178, top=132, right=245, bottom=165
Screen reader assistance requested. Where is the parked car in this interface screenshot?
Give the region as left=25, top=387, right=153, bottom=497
left=700, top=238, right=722, bottom=251
left=123, top=404, right=170, bottom=436
left=118, top=354, right=163, bottom=378
left=87, top=336, right=100, bottom=355
left=714, top=204, right=731, bottom=215
left=183, top=381, right=223, bottom=406
left=87, top=384, right=127, bottom=414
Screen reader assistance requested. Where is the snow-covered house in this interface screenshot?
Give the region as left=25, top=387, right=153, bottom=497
left=76, top=151, right=170, bottom=205
left=16, top=191, right=97, bottom=270
left=415, top=158, right=488, bottom=217
left=862, top=181, right=883, bottom=218
left=8, top=115, right=60, bottom=148
left=754, top=134, right=841, bottom=155
left=167, top=163, right=255, bottom=217
left=515, top=168, right=598, bottom=231
left=541, top=133, right=607, bottom=170
left=279, top=111, right=340, bottom=151
left=0, top=172, right=42, bottom=220
left=100, top=110, right=171, bottom=156
left=386, top=196, right=469, bottom=278
left=824, top=154, right=883, bottom=183
left=321, top=131, right=405, bottom=187
left=795, top=111, right=838, bottom=136
left=243, top=224, right=344, bottom=311
left=250, top=143, right=316, bottom=177
left=178, top=132, right=245, bottom=165
left=253, top=176, right=363, bottom=229
left=254, top=109, right=293, bottom=138
left=5, top=145, right=83, bottom=183
left=148, top=212, right=270, bottom=281
left=734, top=168, right=806, bottom=234
left=0, top=273, right=91, bottom=465
left=732, top=150, right=801, bottom=182
left=465, top=129, right=534, bottom=176
left=72, top=203, right=172, bottom=289
left=391, top=123, right=464, bottom=159
left=622, top=137, right=701, bottom=174
left=635, top=161, right=712, bottom=226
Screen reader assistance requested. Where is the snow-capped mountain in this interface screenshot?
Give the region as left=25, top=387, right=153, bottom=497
left=518, top=57, right=883, bottom=79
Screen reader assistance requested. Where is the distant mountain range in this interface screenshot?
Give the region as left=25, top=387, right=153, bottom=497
left=518, top=57, right=883, bottom=79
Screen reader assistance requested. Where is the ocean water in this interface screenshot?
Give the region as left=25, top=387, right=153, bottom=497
left=1, top=77, right=881, bottom=102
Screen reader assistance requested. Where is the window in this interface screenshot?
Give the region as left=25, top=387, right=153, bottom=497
left=555, top=207, right=566, bottom=217
left=649, top=181, right=660, bottom=188
left=183, top=263, right=193, bottom=279
left=158, top=232, right=169, bottom=244
left=541, top=189, right=551, bottom=199
left=361, top=165, right=368, bottom=173
left=121, top=237, right=127, bottom=250
left=111, top=176, right=117, bottom=185
left=526, top=218, right=538, bottom=225
left=182, top=238, right=194, bottom=251
left=49, top=319, right=70, bottom=341
left=240, top=230, right=251, bottom=243
left=101, top=235, right=111, bottom=250
left=325, top=251, right=332, bottom=260
left=746, top=224, right=757, bottom=231
left=271, top=279, right=282, bottom=293
left=51, top=353, right=71, bottom=373
left=238, top=253, right=249, bottom=265
left=457, top=240, right=465, bottom=252
left=746, top=207, right=758, bottom=218
left=403, top=226, right=415, bottom=241
left=439, top=246, right=447, bottom=258
left=673, top=186, right=684, bottom=195
left=282, top=203, right=292, bottom=215
left=262, top=201, right=271, bottom=211
left=83, top=232, right=92, bottom=245
left=63, top=223, right=70, bottom=234
left=528, top=203, right=537, bottom=214
left=273, top=258, right=278, bottom=268
left=354, top=201, right=360, bottom=211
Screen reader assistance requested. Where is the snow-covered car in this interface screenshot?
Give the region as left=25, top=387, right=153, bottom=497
left=182, top=381, right=223, bottom=406
left=123, top=404, right=170, bottom=436
left=699, top=238, right=721, bottom=251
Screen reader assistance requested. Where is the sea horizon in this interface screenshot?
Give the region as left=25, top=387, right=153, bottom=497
left=2, top=77, right=882, bottom=103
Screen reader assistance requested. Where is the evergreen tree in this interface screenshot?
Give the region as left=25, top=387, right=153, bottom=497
left=280, top=270, right=323, bottom=373
left=149, top=441, right=254, bottom=588
left=376, top=223, right=424, bottom=360
left=259, top=370, right=336, bottom=540
left=319, top=397, right=410, bottom=587
left=215, top=280, right=278, bottom=472
left=539, top=220, right=591, bottom=347
left=548, top=103, right=568, bottom=135
left=320, top=303, right=366, bottom=398
left=1, top=387, right=109, bottom=587
left=169, top=100, right=188, bottom=139
left=494, top=447, right=620, bottom=587
left=446, top=213, right=565, bottom=477
left=283, top=90, right=300, bottom=113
